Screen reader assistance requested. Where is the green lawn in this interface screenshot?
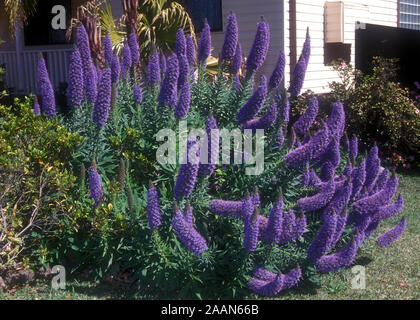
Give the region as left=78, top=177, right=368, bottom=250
left=1, top=172, right=419, bottom=300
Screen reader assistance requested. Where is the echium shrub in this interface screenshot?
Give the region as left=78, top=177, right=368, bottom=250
left=32, top=12, right=408, bottom=299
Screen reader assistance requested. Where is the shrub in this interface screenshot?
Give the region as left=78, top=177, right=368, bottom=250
left=0, top=97, right=82, bottom=269
left=26, top=18, right=408, bottom=299
left=329, top=57, right=420, bottom=164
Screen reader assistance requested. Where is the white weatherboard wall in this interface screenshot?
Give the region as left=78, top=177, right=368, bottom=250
left=210, top=0, right=285, bottom=80
left=284, top=0, right=398, bottom=94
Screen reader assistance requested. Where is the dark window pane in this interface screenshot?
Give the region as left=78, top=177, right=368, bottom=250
left=185, top=0, right=223, bottom=32
left=24, top=0, right=72, bottom=46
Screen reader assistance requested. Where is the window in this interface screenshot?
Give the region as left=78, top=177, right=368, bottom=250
left=24, top=0, right=71, bottom=46
left=399, top=0, right=420, bottom=30
left=183, top=0, right=223, bottom=32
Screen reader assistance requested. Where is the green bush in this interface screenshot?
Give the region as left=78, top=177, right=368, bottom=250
left=329, top=57, right=420, bottom=163
left=0, top=97, right=82, bottom=269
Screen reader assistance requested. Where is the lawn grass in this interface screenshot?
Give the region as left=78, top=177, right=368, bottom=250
left=1, top=171, right=419, bottom=300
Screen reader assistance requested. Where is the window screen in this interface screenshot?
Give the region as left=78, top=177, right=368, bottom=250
left=400, top=0, right=420, bottom=30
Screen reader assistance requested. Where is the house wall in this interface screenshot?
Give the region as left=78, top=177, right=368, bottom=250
left=210, top=0, right=285, bottom=79
left=284, top=0, right=398, bottom=94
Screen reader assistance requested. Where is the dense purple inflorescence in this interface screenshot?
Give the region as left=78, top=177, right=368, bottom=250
left=174, top=81, right=190, bottom=119
left=376, top=218, right=406, bottom=248
left=174, top=139, right=200, bottom=199
left=198, top=115, right=219, bottom=177
left=232, top=43, right=242, bottom=74
left=76, top=24, right=92, bottom=87
left=121, top=43, right=132, bottom=79
left=186, top=35, right=196, bottom=67
left=37, top=56, right=56, bottom=118
left=236, top=76, right=267, bottom=124
left=133, top=84, right=143, bottom=103
left=172, top=206, right=208, bottom=255
left=198, top=22, right=211, bottom=66
left=128, top=33, right=139, bottom=66
left=293, top=96, right=319, bottom=136
left=89, top=160, right=103, bottom=207
left=288, top=58, right=306, bottom=98
left=85, top=65, right=97, bottom=104
left=242, top=101, right=277, bottom=131
left=246, top=18, right=270, bottom=75
left=268, top=51, right=286, bottom=90
left=67, top=49, right=84, bottom=108
left=158, top=54, right=179, bottom=108
left=92, top=67, right=112, bottom=129
left=103, top=33, right=113, bottom=65
left=147, top=182, right=162, bottom=231
left=146, top=51, right=161, bottom=86
left=221, top=12, right=239, bottom=63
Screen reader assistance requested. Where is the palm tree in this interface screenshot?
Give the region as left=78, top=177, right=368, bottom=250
left=3, top=0, right=38, bottom=36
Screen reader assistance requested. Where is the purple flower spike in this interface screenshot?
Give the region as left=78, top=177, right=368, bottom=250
left=33, top=96, right=40, bottom=115
left=160, top=54, right=167, bottom=74
left=183, top=202, right=194, bottom=227
left=121, top=43, right=132, bottom=79
left=177, top=54, right=189, bottom=89
left=364, top=143, right=380, bottom=191
left=233, top=74, right=241, bottom=91
left=372, top=195, right=404, bottom=222
left=282, top=266, right=302, bottom=291
left=330, top=209, right=349, bottom=248
left=241, top=194, right=254, bottom=219
left=349, top=135, right=358, bottom=162
left=111, top=54, right=120, bottom=83
left=242, top=101, right=277, bottom=131
left=236, top=75, right=267, bottom=124
left=103, top=33, right=113, bottom=65
left=133, top=84, right=143, bottom=103
left=89, top=160, right=103, bottom=207
left=147, top=181, right=162, bottom=231
left=274, top=127, right=286, bottom=151
left=298, top=178, right=336, bottom=212
left=375, top=168, right=389, bottom=191
left=318, top=137, right=340, bottom=168
left=246, top=18, right=270, bottom=75
left=209, top=199, right=242, bottom=219
left=172, top=206, right=208, bottom=255
left=315, top=231, right=363, bottom=273
left=85, top=65, right=97, bottom=104
left=232, top=43, right=242, bottom=74
left=279, top=209, right=296, bottom=243
left=253, top=267, right=277, bottom=281
left=174, top=139, right=200, bottom=199
left=320, top=162, right=335, bottom=182
left=244, top=209, right=260, bottom=252
left=175, top=28, right=186, bottom=57
left=77, top=24, right=92, bottom=87
left=221, top=12, right=238, bottom=63
left=198, top=115, right=219, bottom=177
left=267, top=193, right=284, bottom=243
left=300, top=28, right=311, bottom=70
left=307, top=210, right=338, bottom=261
left=353, top=172, right=398, bottom=214
left=174, top=81, right=191, bottom=119
left=282, top=96, right=290, bottom=123
left=326, top=102, right=345, bottom=141
left=248, top=274, right=283, bottom=297
left=146, top=51, right=161, bottom=86
left=92, top=67, right=112, bottom=129
left=293, top=96, right=319, bottom=136
left=269, top=51, right=286, bottom=90
left=186, top=35, right=196, bottom=67
left=158, top=54, right=179, bottom=108
left=128, top=33, right=139, bottom=66
left=37, top=56, right=56, bottom=118
left=293, top=211, right=307, bottom=240
left=198, top=22, right=211, bottom=66
left=376, top=218, right=407, bottom=248
left=288, top=58, right=306, bottom=98
left=351, top=158, right=366, bottom=200
left=67, top=49, right=84, bottom=108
